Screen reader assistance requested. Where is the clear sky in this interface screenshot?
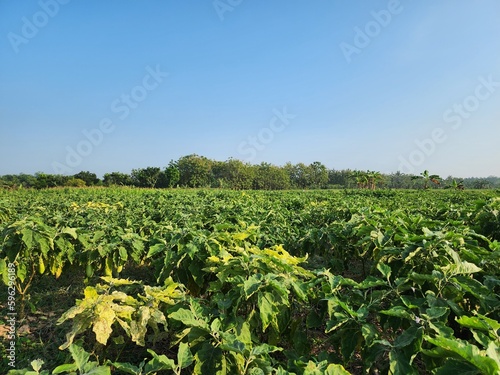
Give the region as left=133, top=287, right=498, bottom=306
left=1, top=0, right=499, bottom=178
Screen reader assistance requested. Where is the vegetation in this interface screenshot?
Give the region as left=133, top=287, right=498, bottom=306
left=1, top=155, right=499, bottom=190
left=1, top=188, right=499, bottom=374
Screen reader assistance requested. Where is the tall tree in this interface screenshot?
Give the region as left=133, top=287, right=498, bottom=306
left=308, top=161, right=328, bottom=189
left=73, top=171, right=99, bottom=186
left=165, top=160, right=180, bottom=188
left=212, top=158, right=254, bottom=189
left=103, top=172, right=133, bottom=186
left=131, top=167, right=162, bottom=188
left=411, top=170, right=441, bottom=189
left=252, top=163, right=290, bottom=190
left=177, top=154, right=212, bottom=188
left=34, top=173, right=68, bottom=189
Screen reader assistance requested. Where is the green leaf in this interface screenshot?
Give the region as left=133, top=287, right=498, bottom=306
left=145, top=349, right=175, bottom=372
left=341, top=328, right=359, bottom=361
left=361, top=323, right=379, bottom=347
left=380, top=306, right=413, bottom=320
left=169, top=308, right=209, bottom=330
left=409, top=271, right=439, bottom=284
left=244, top=273, right=263, bottom=299
left=30, top=359, right=44, bottom=372
left=52, top=363, right=79, bottom=374
left=424, top=307, right=449, bottom=320
left=456, top=316, right=491, bottom=332
left=118, top=246, right=128, bottom=261
left=389, top=349, right=418, bottom=375
left=5, top=370, right=29, bottom=375
left=17, top=261, right=27, bottom=283
left=325, top=363, right=351, bottom=375
left=248, top=368, right=265, bottom=375
left=193, top=342, right=226, bottom=375
left=177, top=342, right=194, bottom=369
left=441, top=262, right=481, bottom=276
left=38, top=237, right=52, bottom=257
left=307, top=310, right=323, bottom=329
left=21, top=227, right=34, bottom=249
left=220, top=339, right=246, bottom=354
left=377, top=262, right=392, bottom=280
left=325, top=315, right=349, bottom=333
left=425, top=335, right=499, bottom=373
left=61, top=227, right=78, bottom=239
left=0, top=258, right=8, bottom=285
left=251, top=343, right=281, bottom=356
left=357, top=276, right=387, bottom=289
left=290, top=279, right=308, bottom=302
left=146, top=243, right=167, bottom=258
left=394, top=326, right=421, bottom=349
left=83, top=365, right=111, bottom=375
left=432, top=359, right=479, bottom=375
left=109, top=362, right=141, bottom=375
left=68, top=344, right=91, bottom=373
left=258, top=291, right=279, bottom=332
left=236, top=321, right=252, bottom=346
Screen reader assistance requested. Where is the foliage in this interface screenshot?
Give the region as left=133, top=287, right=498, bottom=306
left=1, top=188, right=500, bottom=374
left=2, top=156, right=500, bottom=190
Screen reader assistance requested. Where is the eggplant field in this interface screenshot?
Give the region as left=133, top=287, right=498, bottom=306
left=1, top=188, right=500, bottom=374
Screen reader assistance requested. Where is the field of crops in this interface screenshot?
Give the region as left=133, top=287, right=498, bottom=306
left=1, top=188, right=500, bottom=374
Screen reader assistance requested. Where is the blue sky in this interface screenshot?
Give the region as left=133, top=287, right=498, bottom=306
left=1, top=0, right=499, bottom=178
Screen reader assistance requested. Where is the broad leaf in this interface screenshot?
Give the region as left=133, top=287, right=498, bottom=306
left=177, top=342, right=194, bottom=369
left=425, top=335, right=499, bottom=374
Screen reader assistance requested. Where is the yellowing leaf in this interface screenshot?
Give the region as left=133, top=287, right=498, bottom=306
left=83, top=286, right=99, bottom=300
left=93, top=302, right=116, bottom=345
left=233, top=232, right=250, bottom=241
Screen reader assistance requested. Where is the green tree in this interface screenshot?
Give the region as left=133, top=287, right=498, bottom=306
left=287, top=163, right=309, bottom=189
left=328, top=169, right=353, bottom=188
left=103, top=172, right=133, bottom=186
left=308, top=161, right=329, bottom=189
left=66, top=178, right=86, bottom=187
left=389, top=171, right=413, bottom=189
left=165, top=160, right=180, bottom=188
left=472, top=179, right=491, bottom=189
left=177, top=154, right=213, bottom=188
left=0, top=174, right=37, bottom=189
left=34, top=173, right=68, bottom=189
left=411, top=170, right=441, bottom=189
left=131, top=167, right=162, bottom=188
left=73, top=171, right=99, bottom=186
left=252, top=162, right=290, bottom=190
left=366, top=170, right=383, bottom=190
left=445, top=179, right=465, bottom=190
left=352, top=170, right=368, bottom=189
left=211, top=158, right=254, bottom=189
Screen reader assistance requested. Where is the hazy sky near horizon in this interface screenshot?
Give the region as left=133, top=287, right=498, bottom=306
left=1, top=0, right=499, bottom=178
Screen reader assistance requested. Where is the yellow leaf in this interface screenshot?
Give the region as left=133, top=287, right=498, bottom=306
left=83, top=286, right=99, bottom=300
left=233, top=232, right=250, bottom=241
left=93, top=302, right=116, bottom=345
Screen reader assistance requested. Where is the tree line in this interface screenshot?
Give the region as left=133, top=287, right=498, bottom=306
left=1, top=154, right=499, bottom=190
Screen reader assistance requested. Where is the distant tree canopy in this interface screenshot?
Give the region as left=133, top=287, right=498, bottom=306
left=1, top=156, right=499, bottom=190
